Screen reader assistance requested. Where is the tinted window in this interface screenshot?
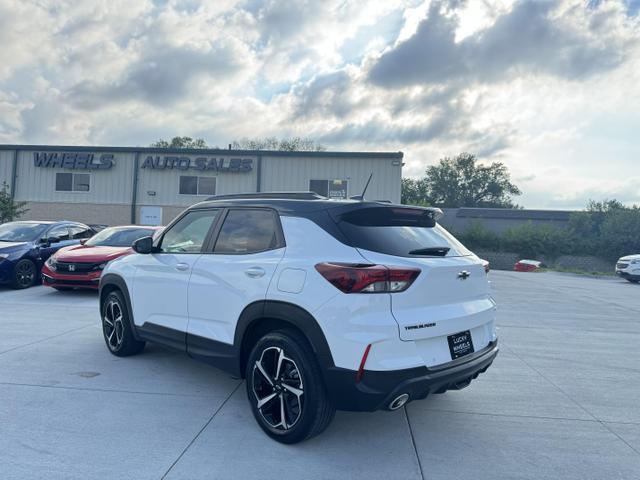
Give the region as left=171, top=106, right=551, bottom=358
left=56, top=173, right=90, bottom=192
left=48, top=225, right=71, bottom=241
left=198, top=176, right=216, bottom=195
left=160, top=209, right=219, bottom=253
left=69, top=225, right=93, bottom=239
left=86, top=227, right=157, bottom=247
left=214, top=209, right=281, bottom=254
left=179, top=176, right=198, bottom=195
left=309, top=179, right=328, bottom=197
left=337, top=207, right=471, bottom=258
left=73, top=174, right=91, bottom=192
left=55, top=173, right=73, bottom=191
left=309, top=179, right=348, bottom=199
left=179, top=176, right=216, bottom=195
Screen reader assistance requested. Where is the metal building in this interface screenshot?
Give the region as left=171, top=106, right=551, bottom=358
left=0, top=145, right=403, bottom=226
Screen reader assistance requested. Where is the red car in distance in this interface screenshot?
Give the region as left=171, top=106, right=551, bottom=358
left=42, top=225, right=162, bottom=291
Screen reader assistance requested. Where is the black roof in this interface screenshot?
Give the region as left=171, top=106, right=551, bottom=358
left=0, top=144, right=403, bottom=159
left=192, top=192, right=443, bottom=218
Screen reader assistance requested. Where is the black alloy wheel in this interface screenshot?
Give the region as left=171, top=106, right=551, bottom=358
left=101, top=290, right=145, bottom=356
left=12, top=259, right=36, bottom=289
left=246, top=330, right=335, bottom=444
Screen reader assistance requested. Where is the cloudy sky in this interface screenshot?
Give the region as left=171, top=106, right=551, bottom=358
left=0, top=0, right=639, bottom=208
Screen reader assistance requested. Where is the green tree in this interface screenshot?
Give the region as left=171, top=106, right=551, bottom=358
left=401, top=178, right=430, bottom=206
left=592, top=204, right=640, bottom=261
left=408, top=153, right=522, bottom=208
left=568, top=199, right=627, bottom=255
left=231, top=137, right=326, bottom=151
left=150, top=136, right=210, bottom=149
left=0, top=182, right=28, bottom=223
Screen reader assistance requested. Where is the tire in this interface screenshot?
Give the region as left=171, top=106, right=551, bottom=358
left=101, top=290, right=145, bottom=357
left=53, top=287, right=74, bottom=292
left=12, top=259, right=37, bottom=289
left=246, top=329, right=335, bottom=444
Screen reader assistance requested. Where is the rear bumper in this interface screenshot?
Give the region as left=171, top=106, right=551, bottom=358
left=323, top=340, right=498, bottom=411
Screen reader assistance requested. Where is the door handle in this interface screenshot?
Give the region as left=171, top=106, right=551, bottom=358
left=175, top=263, right=190, bottom=271
left=245, top=267, right=266, bottom=278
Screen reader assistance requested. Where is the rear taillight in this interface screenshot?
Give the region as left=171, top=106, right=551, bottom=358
left=315, top=263, right=420, bottom=293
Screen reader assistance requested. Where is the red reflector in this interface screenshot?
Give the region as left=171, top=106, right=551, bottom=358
left=356, top=344, right=372, bottom=383
left=314, top=263, right=420, bottom=293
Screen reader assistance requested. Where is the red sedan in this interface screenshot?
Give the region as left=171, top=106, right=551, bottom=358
left=42, top=225, right=162, bottom=291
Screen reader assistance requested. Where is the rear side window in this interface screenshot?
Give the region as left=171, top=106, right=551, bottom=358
left=214, top=209, right=282, bottom=254
left=336, top=207, right=471, bottom=258
left=48, top=225, right=71, bottom=241
left=69, top=225, right=93, bottom=239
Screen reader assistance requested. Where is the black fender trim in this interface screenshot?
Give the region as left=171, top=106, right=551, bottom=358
left=233, top=300, right=335, bottom=377
left=99, top=273, right=142, bottom=342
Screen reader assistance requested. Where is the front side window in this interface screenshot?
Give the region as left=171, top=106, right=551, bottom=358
left=159, top=209, right=220, bottom=253
left=179, top=175, right=216, bottom=195
left=214, top=209, right=282, bottom=254
left=309, top=179, right=348, bottom=199
left=56, top=173, right=90, bottom=192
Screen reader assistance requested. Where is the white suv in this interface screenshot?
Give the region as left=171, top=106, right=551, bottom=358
left=99, top=193, right=498, bottom=443
left=616, top=254, right=640, bottom=283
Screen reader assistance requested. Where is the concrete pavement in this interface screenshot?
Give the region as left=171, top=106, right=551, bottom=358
left=1, top=271, right=639, bottom=479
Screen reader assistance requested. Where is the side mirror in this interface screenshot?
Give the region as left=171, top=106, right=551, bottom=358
left=47, top=236, right=61, bottom=245
left=132, top=236, right=154, bottom=254
left=79, top=239, right=87, bottom=245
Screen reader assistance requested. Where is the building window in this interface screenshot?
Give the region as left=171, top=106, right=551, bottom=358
left=309, top=179, right=348, bottom=199
left=55, top=173, right=90, bottom=192
left=179, top=176, right=217, bottom=195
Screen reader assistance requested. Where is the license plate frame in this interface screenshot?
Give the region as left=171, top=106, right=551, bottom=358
left=447, top=330, right=475, bottom=359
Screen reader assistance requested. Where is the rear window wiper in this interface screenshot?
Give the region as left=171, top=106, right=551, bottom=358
left=408, top=246, right=450, bottom=256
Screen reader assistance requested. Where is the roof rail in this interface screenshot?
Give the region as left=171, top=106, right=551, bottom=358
left=205, top=191, right=327, bottom=201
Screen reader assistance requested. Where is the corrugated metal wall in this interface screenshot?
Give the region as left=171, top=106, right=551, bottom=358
left=0, top=150, right=15, bottom=189
left=261, top=155, right=402, bottom=202
left=14, top=150, right=135, bottom=204
left=1, top=147, right=403, bottom=215
left=136, top=153, right=258, bottom=207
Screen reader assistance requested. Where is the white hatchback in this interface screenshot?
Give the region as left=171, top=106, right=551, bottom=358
left=98, top=193, right=498, bottom=443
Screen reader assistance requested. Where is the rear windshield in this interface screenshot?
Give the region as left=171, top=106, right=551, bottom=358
left=336, top=207, right=472, bottom=258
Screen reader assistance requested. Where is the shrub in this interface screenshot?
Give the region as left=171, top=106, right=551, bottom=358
left=501, top=222, right=570, bottom=259
left=457, top=221, right=501, bottom=250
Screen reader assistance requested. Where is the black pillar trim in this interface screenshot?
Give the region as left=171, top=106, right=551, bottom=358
left=256, top=153, right=262, bottom=192
left=131, top=152, right=140, bottom=224
left=10, top=149, right=18, bottom=199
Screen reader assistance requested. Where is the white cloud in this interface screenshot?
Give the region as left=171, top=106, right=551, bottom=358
left=0, top=0, right=638, bottom=208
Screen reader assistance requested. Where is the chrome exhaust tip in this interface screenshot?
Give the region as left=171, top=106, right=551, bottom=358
left=388, top=393, right=410, bottom=410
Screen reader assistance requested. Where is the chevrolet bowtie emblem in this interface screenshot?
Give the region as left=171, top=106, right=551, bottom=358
left=457, top=270, right=471, bottom=280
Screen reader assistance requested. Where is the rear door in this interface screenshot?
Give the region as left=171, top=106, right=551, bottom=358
left=187, top=208, right=285, bottom=352
left=333, top=206, right=495, bottom=364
